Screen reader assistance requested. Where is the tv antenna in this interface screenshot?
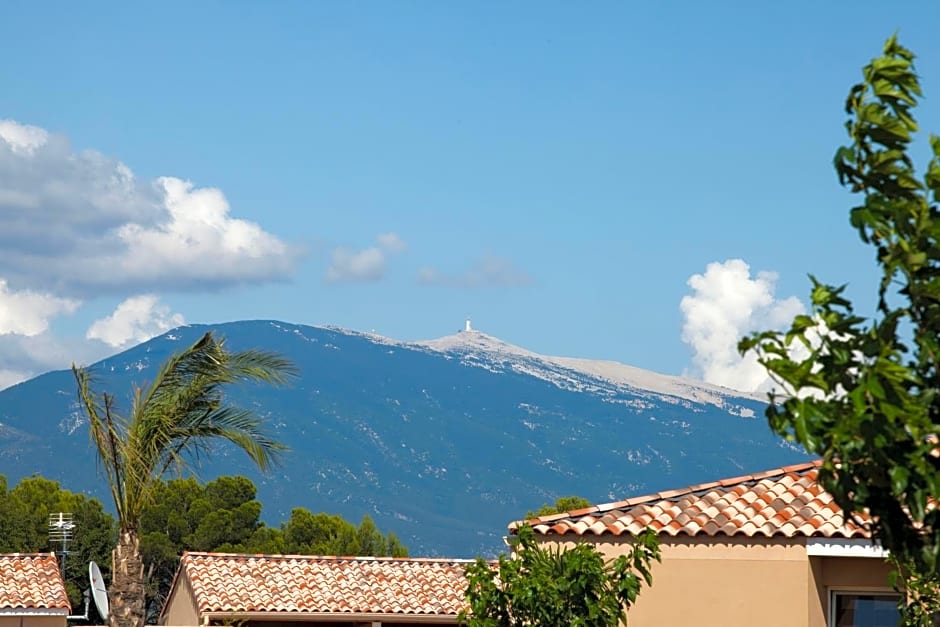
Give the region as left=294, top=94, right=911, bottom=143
left=48, top=512, right=75, bottom=576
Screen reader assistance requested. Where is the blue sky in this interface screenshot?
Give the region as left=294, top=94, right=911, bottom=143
left=0, top=2, right=938, bottom=390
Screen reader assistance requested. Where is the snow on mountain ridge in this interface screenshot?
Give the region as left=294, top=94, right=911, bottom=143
left=416, top=329, right=538, bottom=358
left=412, top=329, right=762, bottom=411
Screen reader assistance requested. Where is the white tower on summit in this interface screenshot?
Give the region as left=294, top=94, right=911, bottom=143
left=465, top=318, right=473, bottom=332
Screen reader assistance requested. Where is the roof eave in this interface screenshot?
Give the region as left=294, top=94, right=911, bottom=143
left=0, top=607, right=69, bottom=616
left=201, top=610, right=459, bottom=624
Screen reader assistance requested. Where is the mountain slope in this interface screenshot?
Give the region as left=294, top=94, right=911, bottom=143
left=0, top=321, right=807, bottom=556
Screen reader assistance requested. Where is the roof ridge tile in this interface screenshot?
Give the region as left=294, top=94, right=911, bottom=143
left=183, top=551, right=477, bottom=564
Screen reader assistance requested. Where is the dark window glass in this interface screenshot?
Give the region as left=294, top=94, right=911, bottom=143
left=832, top=594, right=900, bottom=627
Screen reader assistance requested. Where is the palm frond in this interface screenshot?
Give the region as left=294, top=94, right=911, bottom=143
left=134, top=332, right=218, bottom=416
left=117, top=331, right=294, bottom=519
left=72, top=364, right=128, bottom=521
left=227, top=348, right=298, bottom=385
left=155, top=406, right=287, bottom=478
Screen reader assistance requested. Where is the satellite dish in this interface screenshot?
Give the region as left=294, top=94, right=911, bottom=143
left=89, top=561, right=109, bottom=620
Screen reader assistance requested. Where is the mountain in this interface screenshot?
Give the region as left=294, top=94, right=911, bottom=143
left=0, top=320, right=808, bottom=556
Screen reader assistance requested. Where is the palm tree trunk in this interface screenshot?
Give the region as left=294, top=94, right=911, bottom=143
left=110, top=526, right=146, bottom=627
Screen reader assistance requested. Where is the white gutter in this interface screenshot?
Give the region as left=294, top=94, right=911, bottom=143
left=0, top=608, right=69, bottom=616
left=806, top=538, right=888, bottom=558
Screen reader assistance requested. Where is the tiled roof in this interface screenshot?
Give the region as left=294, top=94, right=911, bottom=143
left=176, top=552, right=473, bottom=616
left=520, top=460, right=872, bottom=539
left=0, top=553, right=70, bottom=611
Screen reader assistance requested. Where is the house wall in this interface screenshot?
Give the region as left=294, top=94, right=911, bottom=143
left=0, top=616, right=66, bottom=627
left=818, top=555, right=895, bottom=589
left=236, top=621, right=455, bottom=626
left=543, top=535, right=897, bottom=627
left=162, top=575, right=200, bottom=627
left=166, top=612, right=457, bottom=626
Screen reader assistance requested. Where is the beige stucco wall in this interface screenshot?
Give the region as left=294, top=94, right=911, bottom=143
left=162, top=575, right=200, bottom=627
left=235, top=621, right=455, bottom=626
left=0, top=615, right=66, bottom=627
left=543, top=535, right=898, bottom=627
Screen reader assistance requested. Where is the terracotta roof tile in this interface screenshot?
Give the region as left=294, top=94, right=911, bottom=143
left=518, top=460, right=871, bottom=539
left=0, top=554, right=70, bottom=611
left=177, top=552, right=473, bottom=616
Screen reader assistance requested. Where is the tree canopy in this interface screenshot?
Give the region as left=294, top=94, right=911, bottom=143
left=740, top=34, right=940, bottom=624
left=525, top=496, right=592, bottom=519
left=0, top=474, right=114, bottom=615
left=460, top=525, right=660, bottom=626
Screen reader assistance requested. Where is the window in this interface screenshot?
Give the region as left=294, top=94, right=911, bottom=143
left=830, top=592, right=900, bottom=627
left=830, top=591, right=940, bottom=627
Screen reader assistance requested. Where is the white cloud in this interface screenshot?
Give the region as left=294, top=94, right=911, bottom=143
left=376, top=232, right=407, bottom=253
left=325, top=233, right=407, bottom=284
left=0, top=279, right=79, bottom=336
left=106, top=177, right=296, bottom=287
left=0, top=119, right=299, bottom=295
left=0, top=119, right=48, bottom=154
left=0, top=117, right=297, bottom=388
left=0, top=331, right=112, bottom=391
left=86, top=295, right=185, bottom=349
left=326, top=247, right=386, bottom=283
left=417, top=255, right=534, bottom=288
left=0, top=369, right=27, bottom=390
left=680, top=259, right=804, bottom=393
left=0, top=292, right=184, bottom=391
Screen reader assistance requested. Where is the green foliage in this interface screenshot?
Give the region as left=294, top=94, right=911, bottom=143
left=281, top=509, right=356, bottom=554
left=460, top=525, right=660, bottom=626
left=525, top=496, right=592, bottom=519
left=0, top=471, right=408, bottom=623
left=280, top=510, right=407, bottom=557
left=386, top=531, right=408, bottom=558
left=0, top=475, right=114, bottom=612
left=739, top=34, right=940, bottom=625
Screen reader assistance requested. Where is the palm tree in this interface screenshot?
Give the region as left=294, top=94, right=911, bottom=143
left=72, top=331, right=295, bottom=627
